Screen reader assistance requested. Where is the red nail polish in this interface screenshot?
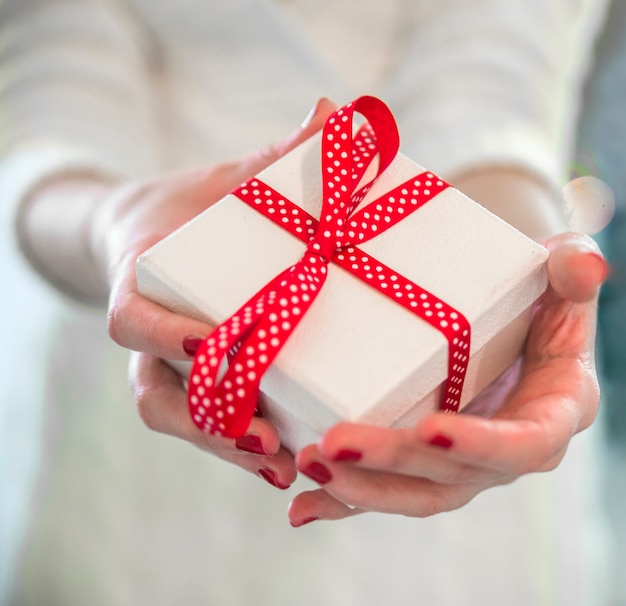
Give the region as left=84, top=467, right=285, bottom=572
left=182, top=336, right=204, bottom=357
left=300, top=461, right=332, bottom=485
left=236, top=434, right=268, bottom=455
left=291, top=516, right=319, bottom=528
left=333, top=449, right=362, bottom=462
left=429, top=434, right=454, bottom=449
left=258, top=468, right=290, bottom=490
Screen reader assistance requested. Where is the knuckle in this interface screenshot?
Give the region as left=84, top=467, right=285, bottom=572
left=412, top=485, right=479, bottom=518
left=259, top=144, right=279, bottom=163
left=134, top=386, right=158, bottom=431
left=108, top=292, right=163, bottom=354
left=413, top=491, right=450, bottom=518
left=417, top=499, right=444, bottom=519
left=578, top=378, right=601, bottom=432
left=513, top=445, right=562, bottom=475
left=107, top=299, right=124, bottom=345
left=538, top=448, right=567, bottom=473
left=512, top=455, right=544, bottom=476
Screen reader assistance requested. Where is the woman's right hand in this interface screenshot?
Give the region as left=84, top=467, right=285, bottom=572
left=16, top=99, right=335, bottom=488
left=97, top=99, right=336, bottom=488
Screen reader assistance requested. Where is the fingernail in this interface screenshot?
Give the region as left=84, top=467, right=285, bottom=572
left=182, top=336, right=204, bottom=357
left=258, top=468, right=290, bottom=490
left=291, top=516, right=319, bottom=528
left=584, top=252, right=608, bottom=283
left=333, top=449, right=362, bottom=462
left=429, top=434, right=454, bottom=449
left=300, top=99, right=322, bottom=128
left=236, top=434, right=268, bottom=455
left=300, top=461, right=332, bottom=485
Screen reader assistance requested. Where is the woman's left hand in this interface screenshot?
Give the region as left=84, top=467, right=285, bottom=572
left=288, top=231, right=606, bottom=526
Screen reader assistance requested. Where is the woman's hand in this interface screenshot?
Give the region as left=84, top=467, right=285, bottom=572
left=97, top=99, right=335, bottom=362
left=100, top=99, right=337, bottom=488
left=101, top=155, right=304, bottom=486
left=288, top=231, right=605, bottom=526
left=15, top=98, right=336, bottom=488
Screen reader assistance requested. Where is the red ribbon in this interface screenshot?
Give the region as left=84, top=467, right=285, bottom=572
left=188, top=96, right=470, bottom=438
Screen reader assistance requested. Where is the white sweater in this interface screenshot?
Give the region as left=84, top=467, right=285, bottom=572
left=0, top=2, right=613, bottom=605
left=0, top=0, right=608, bottom=206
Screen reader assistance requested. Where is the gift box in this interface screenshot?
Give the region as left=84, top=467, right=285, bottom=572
left=136, top=97, right=549, bottom=453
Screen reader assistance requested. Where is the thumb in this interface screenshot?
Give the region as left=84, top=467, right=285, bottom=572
left=545, top=232, right=607, bottom=303
left=232, top=97, right=338, bottom=182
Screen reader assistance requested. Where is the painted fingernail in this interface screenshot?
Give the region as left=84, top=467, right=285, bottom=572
left=300, top=461, right=332, bottom=485
left=182, top=336, right=204, bottom=357
left=333, top=449, right=362, bottom=462
left=236, top=434, right=268, bottom=455
left=258, top=468, right=290, bottom=490
left=291, top=516, right=319, bottom=528
left=429, top=434, right=454, bottom=449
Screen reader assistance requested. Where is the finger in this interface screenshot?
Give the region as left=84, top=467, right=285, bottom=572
left=420, top=268, right=599, bottom=473
left=295, top=445, right=498, bottom=517
left=545, top=232, right=607, bottom=303
left=129, top=352, right=298, bottom=487
left=274, top=97, right=338, bottom=155
left=406, top=403, right=575, bottom=475
left=411, top=327, right=597, bottom=473
left=316, top=335, right=594, bottom=480
left=109, top=99, right=339, bottom=358
left=288, top=489, right=364, bottom=527
left=129, top=350, right=278, bottom=451
left=108, top=245, right=215, bottom=360
left=314, top=422, right=496, bottom=486
left=523, top=238, right=602, bottom=432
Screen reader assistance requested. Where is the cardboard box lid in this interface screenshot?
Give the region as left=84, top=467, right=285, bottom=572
left=137, top=133, right=548, bottom=432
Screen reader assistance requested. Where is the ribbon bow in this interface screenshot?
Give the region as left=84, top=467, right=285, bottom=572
left=188, top=96, right=470, bottom=438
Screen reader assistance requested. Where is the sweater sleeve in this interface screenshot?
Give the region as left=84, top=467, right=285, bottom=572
left=383, top=0, right=610, bottom=189
left=0, top=0, right=162, bottom=213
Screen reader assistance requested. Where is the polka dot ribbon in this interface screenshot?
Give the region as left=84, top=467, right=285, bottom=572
left=188, top=96, right=470, bottom=438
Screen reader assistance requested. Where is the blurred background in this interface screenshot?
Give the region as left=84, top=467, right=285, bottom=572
left=577, top=0, right=626, bottom=602
left=1, top=1, right=626, bottom=605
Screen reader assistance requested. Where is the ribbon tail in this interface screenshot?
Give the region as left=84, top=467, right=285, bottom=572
left=188, top=287, right=273, bottom=436
left=189, top=253, right=327, bottom=438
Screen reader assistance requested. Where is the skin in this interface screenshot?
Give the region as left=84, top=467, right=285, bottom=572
left=21, top=98, right=607, bottom=522
left=289, top=232, right=604, bottom=524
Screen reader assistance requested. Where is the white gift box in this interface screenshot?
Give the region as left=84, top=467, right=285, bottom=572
left=137, top=132, right=548, bottom=453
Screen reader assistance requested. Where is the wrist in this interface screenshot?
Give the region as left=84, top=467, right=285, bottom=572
left=16, top=177, right=115, bottom=304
